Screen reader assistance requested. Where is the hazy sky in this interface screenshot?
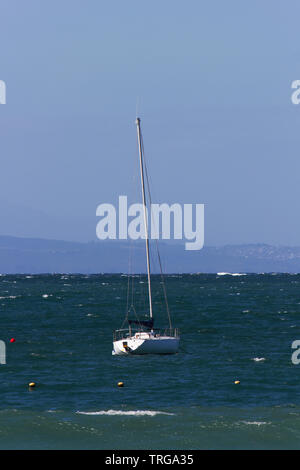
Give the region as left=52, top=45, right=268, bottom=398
left=1, top=0, right=300, bottom=245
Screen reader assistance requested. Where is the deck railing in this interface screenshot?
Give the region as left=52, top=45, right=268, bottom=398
left=113, top=327, right=179, bottom=342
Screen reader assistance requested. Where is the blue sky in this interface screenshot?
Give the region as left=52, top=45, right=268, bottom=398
left=0, top=0, right=300, bottom=245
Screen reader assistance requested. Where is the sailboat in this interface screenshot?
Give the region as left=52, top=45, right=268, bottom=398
left=112, top=117, right=180, bottom=355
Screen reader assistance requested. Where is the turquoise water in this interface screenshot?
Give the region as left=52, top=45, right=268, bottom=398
left=1, top=273, right=300, bottom=449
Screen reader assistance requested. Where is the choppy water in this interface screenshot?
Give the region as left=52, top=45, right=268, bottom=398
left=1, top=273, right=300, bottom=449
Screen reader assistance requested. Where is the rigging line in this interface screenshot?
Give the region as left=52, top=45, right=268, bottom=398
left=137, top=120, right=153, bottom=320
left=131, top=254, right=135, bottom=310
left=125, top=239, right=133, bottom=315
left=127, top=152, right=142, bottom=321
left=123, top=153, right=139, bottom=329
left=140, top=130, right=173, bottom=330
left=122, top=236, right=137, bottom=329
left=138, top=272, right=147, bottom=314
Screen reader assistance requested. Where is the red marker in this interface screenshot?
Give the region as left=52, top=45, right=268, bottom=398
left=10, top=338, right=16, bottom=343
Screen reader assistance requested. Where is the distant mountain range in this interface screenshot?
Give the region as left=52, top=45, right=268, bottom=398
left=1, top=235, right=300, bottom=273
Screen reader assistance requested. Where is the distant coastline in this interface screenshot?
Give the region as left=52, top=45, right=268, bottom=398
left=1, top=235, right=300, bottom=274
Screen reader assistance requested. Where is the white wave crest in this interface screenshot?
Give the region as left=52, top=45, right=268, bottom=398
left=0, top=295, right=18, bottom=299
left=240, top=421, right=270, bottom=426
left=76, top=409, right=174, bottom=417
left=217, top=272, right=246, bottom=276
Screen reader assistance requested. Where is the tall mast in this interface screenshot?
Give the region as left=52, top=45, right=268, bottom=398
left=136, top=117, right=153, bottom=320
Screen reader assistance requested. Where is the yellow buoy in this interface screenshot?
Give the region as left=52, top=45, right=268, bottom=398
left=117, top=381, right=124, bottom=387
left=28, top=382, right=36, bottom=388
left=234, top=380, right=240, bottom=385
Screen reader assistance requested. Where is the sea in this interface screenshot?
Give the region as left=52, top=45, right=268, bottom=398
left=1, top=272, right=300, bottom=450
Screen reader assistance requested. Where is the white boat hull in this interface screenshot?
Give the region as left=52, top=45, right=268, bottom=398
left=113, top=332, right=179, bottom=356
